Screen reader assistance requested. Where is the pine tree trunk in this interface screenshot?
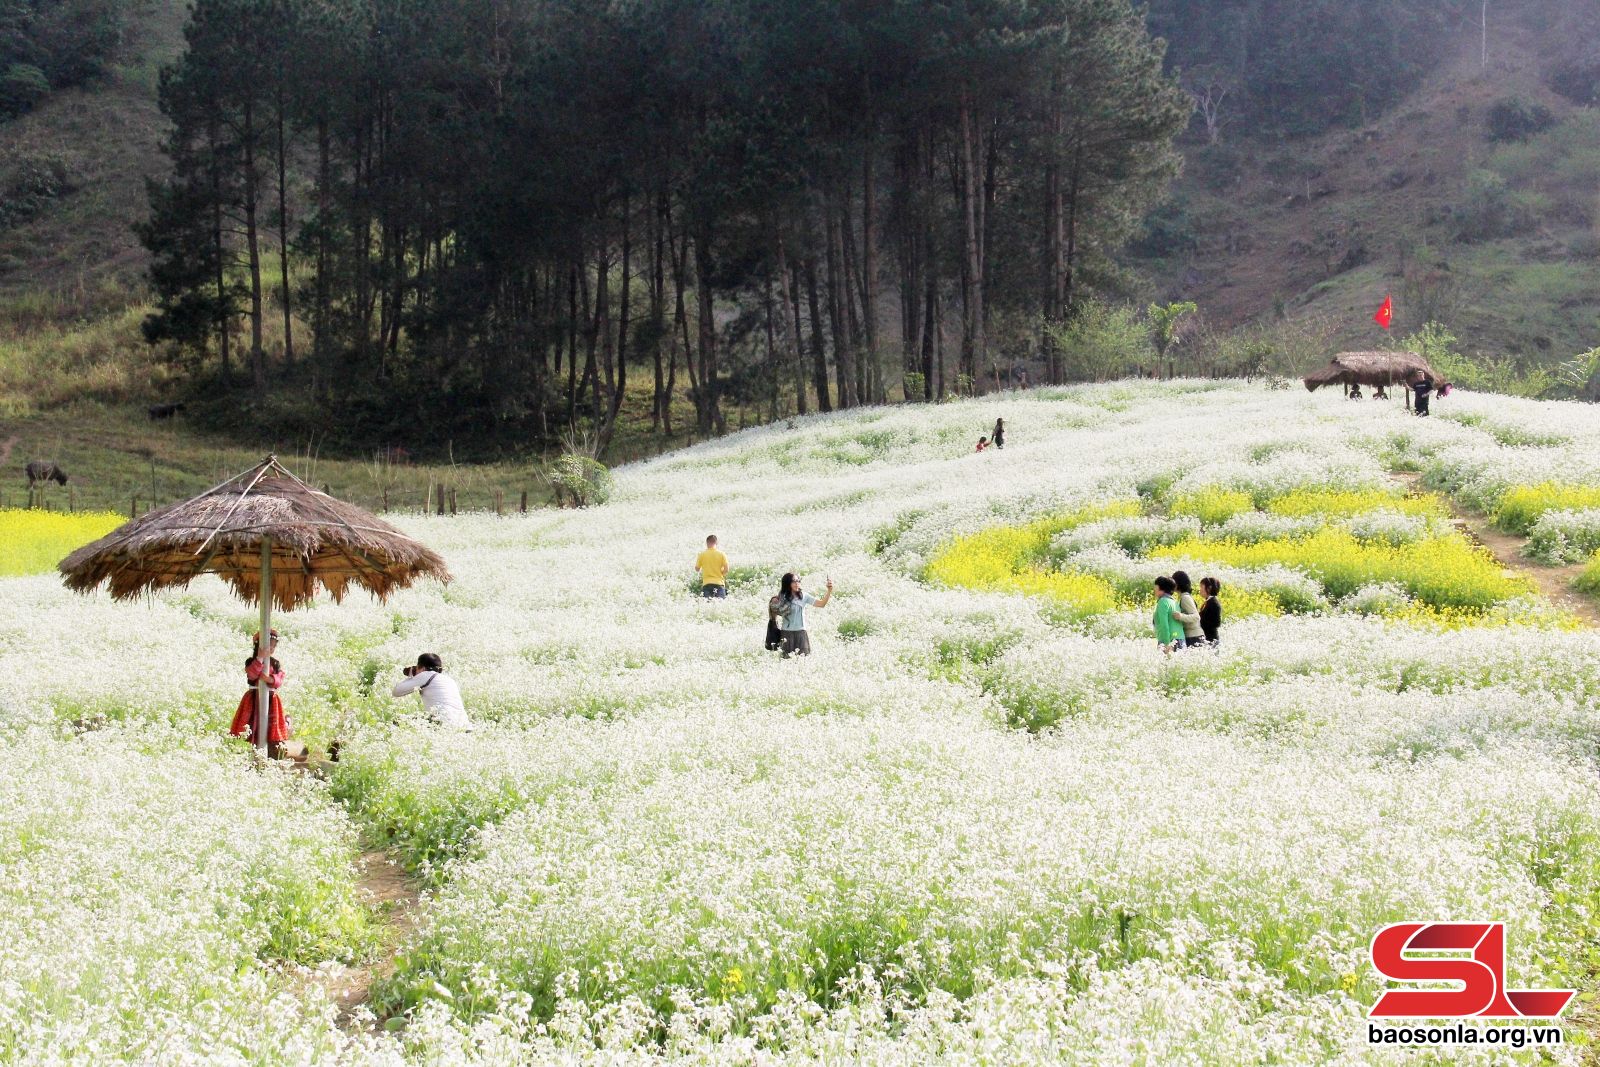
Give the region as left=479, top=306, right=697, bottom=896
left=804, top=256, right=832, bottom=413
left=275, top=80, right=294, bottom=371
left=313, top=116, right=330, bottom=390
left=208, top=118, right=230, bottom=385
left=693, top=227, right=721, bottom=435
left=651, top=186, right=667, bottom=432
left=824, top=200, right=856, bottom=408
left=860, top=151, right=880, bottom=404
left=242, top=93, right=266, bottom=390
left=776, top=232, right=806, bottom=415
left=957, top=89, right=985, bottom=387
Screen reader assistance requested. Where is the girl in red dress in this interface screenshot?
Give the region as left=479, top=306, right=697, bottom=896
left=230, top=628, right=291, bottom=756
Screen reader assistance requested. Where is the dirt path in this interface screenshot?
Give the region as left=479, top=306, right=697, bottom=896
left=310, top=849, right=424, bottom=1029
left=1391, top=472, right=1600, bottom=627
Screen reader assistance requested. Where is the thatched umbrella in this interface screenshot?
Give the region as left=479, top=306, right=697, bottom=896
left=60, top=455, right=451, bottom=752
left=1303, top=351, right=1442, bottom=402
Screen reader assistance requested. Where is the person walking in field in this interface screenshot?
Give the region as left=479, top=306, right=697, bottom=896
left=992, top=417, right=1006, bottom=449
left=229, top=628, right=292, bottom=757
left=1199, top=576, right=1223, bottom=648
left=1171, top=570, right=1206, bottom=648
left=391, top=652, right=471, bottom=729
left=774, top=572, right=832, bottom=658
left=1152, top=577, right=1184, bottom=655
left=975, top=436, right=990, bottom=453
left=696, top=534, right=729, bottom=598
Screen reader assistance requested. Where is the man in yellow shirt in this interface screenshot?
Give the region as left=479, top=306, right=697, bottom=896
left=695, top=534, right=729, bottom=598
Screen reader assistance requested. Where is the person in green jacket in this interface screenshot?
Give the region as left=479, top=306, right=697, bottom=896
left=1152, top=576, right=1184, bottom=654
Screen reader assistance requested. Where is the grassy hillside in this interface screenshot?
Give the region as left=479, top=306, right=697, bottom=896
left=0, top=0, right=185, bottom=300
left=1137, top=4, right=1600, bottom=362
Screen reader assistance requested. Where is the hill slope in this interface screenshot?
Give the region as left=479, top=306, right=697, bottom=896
left=1136, top=3, right=1600, bottom=360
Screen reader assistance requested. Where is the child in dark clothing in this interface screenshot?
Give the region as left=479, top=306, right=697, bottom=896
left=1199, top=576, right=1222, bottom=648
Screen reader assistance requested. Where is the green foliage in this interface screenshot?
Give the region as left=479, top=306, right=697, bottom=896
left=0, top=152, right=72, bottom=227
left=1147, top=301, right=1197, bottom=364
left=1486, top=97, right=1556, bottom=144
left=1043, top=301, right=1154, bottom=382
left=1495, top=484, right=1600, bottom=536
left=0, top=61, right=48, bottom=116
left=1402, top=322, right=1555, bottom=398
left=1453, top=170, right=1540, bottom=242
left=0, top=0, right=133, bottom=117
left=545, top=453, right=613, bottom=508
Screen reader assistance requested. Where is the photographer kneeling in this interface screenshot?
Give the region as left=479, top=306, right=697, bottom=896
left=391, top=653, right=472, bottom=729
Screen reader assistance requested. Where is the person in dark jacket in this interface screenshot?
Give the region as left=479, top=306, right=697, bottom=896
left=992, top=417, right=1006, bottom=449
left=1199, top=576, right=1222, bottom=648
left=1411, top=372, right=1434, bottom=417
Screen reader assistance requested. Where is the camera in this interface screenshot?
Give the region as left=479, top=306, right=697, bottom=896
left=403, top=665, right=419, bottom=677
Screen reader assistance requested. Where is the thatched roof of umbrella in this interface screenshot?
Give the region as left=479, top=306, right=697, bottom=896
left=60, top=455, right=451, bottom=610
left=1303, top=351, right=1441, bottom=391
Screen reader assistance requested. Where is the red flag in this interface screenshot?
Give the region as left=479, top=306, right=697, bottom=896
left=1374, top=295, right=1393, bottom=330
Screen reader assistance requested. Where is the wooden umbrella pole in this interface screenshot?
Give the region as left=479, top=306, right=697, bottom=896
left=256, top=536, right=272, bottom=755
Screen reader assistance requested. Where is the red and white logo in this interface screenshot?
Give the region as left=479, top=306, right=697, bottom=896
left=1369, top=922, right=1575, bottom=1019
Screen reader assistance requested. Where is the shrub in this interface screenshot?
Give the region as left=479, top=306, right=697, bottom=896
left=1170, top=487, right=1254, bottom=526
left=1495, top=484, right=1600, bottom=535
left=1453, top=170, right=1538, bottom=241
left=1265, top=487, right=1440, bottom=520
left=1042, top=301, right=1154, bottom=382
left=1486, top=97, right=1556, bottom=143
left=545, top=453, right=613, bottom=507
left=0, top=63, right=49, bottom=117
left=1526, top=509, right=1600, bottom=565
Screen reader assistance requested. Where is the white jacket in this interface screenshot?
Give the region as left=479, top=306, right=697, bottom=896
left=391, top=671, right=471, bottom=729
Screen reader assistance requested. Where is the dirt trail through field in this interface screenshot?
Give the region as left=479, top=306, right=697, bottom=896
left=1391, top=472, right=1600, bottom=627
left=310, top=849, right=424, bottom=1030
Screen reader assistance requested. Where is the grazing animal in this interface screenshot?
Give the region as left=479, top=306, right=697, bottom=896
left=148, top=402, right=187, bottom=421
left=25, top=461, right=68, bottom=489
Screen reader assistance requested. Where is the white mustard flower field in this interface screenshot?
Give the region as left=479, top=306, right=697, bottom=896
left=5, top=379, right=1600, bottom=1064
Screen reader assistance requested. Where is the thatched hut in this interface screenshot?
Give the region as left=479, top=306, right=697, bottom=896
left=60, top=456, right=451, bottom=609
left=60, top=456, right=451, bottom=752
left=1303, top=351, right=1441, bottom=396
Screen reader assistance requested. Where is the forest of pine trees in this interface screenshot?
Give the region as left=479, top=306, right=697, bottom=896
left=137, top=0, right=1191, bottom=450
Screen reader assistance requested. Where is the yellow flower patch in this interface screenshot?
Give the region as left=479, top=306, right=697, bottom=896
left=0, top=509, right=123, bottom=577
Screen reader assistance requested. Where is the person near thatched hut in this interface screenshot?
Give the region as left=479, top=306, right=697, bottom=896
left=1410, top=371, right=1435, bottom=417
left=230, top=629, right=291, bottom=756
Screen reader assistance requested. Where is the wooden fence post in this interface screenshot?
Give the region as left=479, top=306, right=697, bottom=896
left=382, top=488, right=389, bottom=512
left=436, top=486, right=445, bottom=516
left=448, top=488, right=457, bottom=515
left=69, top=485, right=76, bottom=512
left=495, top=489, right=504, bottom=516
left=519, top=490, right=528, bottom=513
left=130, top=496, right=138, bottom=518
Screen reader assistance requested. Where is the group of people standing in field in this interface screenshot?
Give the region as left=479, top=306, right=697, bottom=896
left=695, top=533, right=835, bottom=658
left=1152, top=571, right=1222, bottom=654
